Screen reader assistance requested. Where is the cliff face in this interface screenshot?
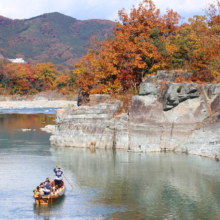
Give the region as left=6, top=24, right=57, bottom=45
left=50, top=71, right=220, bottom=159
left=50, top=95, right=121, bottom=148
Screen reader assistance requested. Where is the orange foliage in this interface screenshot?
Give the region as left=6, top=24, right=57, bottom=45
left=74, top=0, right=220, bottom=94
left=170, top=2, right=220, bottom=81
left=2, top=0, right=220, bottom=97
left=55, top=73, right=71, bottom=89
left=74, top=0, right=182, bottom=94
left=3, top=63, right=35, bottom=94
left=61, top=88, right=69, bottom=95
left=175, top=76, right=192, bottom=83
left=0, top=62, right=74, bottom=95
left=35, top=62, right=57, bottom=90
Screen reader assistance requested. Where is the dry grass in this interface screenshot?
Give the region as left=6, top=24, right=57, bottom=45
left=111, top=88, right=138, bottom=115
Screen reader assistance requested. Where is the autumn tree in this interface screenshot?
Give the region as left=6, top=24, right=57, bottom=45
left=2, top=63, right=35, bottom=94
left=74, top=0, right=182, bottom=94
left=169, top=1, right=220, bottom=82
left=35, top=62, right=57, bottom=91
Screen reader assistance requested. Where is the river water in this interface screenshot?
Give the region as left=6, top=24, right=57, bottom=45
left=1, top=111, right=220, bottom=219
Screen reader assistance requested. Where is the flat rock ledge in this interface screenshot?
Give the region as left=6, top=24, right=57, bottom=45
left=50, top=71, right=220, bottom=160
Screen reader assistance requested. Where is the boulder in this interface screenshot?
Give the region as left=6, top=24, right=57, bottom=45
left=176, top=112, right=220, bottom=158
left=139, top=83, right=157, bottom=96
left=40, top=125, right=55, bottom=133
left=89, top=94, right=111, bottom=105
left=22, top=129, right=31, bottom=132
left=162, top=83, right=200, bottom=111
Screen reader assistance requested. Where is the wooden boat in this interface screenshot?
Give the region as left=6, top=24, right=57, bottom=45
left=33, top=183, right=65, bottom=205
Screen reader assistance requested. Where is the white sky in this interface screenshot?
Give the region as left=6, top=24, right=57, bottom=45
left=0, top=0, right=212, bottom=21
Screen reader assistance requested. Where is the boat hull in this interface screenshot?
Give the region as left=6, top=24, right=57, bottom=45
left=34, top=186, right=65, bottom=204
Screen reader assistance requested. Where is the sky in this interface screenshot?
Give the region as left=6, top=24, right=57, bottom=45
left=0, top=0, right=213, bottom=22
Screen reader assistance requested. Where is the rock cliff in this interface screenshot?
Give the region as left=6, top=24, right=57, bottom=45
left=50, top=71, right=220, bottom=159
left=50, top=95, right=122, bottom=148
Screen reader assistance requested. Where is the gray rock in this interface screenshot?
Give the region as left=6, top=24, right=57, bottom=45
left=157, top=70, right=170, bottom=75
left=128, top=94, right=209, bottom=151
left=139, top=144, right=161, bottom=152
left=144, top=75, right=157, bottom=83
left=33, top=96, right=49, bottom=101
left=18, top=97, right=26, bottom=101
left=175, top=112, right=220, bottom=158
left=40, top=125, right=55, bottom=133
left=211, top=93, right=220, bottom=114
left=5, top=97, right=13, bottom=101
left=89, top=94, right=110, bottom=103
left=145, top=70, right=193, bottom=84
left=204, top=84, right=220, bottom=99
left=139, top=83, right=157, bottom=96
left=50, top=101, right=120, bottom=148
left=114, top=113, right=129, bottom=149
left=162, top=83, right=200, bottom=111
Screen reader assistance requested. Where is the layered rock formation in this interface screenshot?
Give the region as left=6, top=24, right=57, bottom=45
left=50, top=71, right=220, bottom=159
left=50, top=95, right=122, bottom=148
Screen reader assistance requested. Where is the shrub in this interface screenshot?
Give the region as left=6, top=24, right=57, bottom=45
left=29, top=88, right=39, bottom=95
left=177, top=86, right=182, bottom=93
left=61, top=88, right=69, bottom=95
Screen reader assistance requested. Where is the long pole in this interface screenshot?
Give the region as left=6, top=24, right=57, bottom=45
left=43, top=151, right=74, bottom=188
left=50, top=172, right=52, bottom=205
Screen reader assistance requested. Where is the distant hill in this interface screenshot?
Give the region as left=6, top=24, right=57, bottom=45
left=0, top=12, right=115, bottom=68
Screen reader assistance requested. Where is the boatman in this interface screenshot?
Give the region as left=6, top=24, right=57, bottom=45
left=54, top=167, right=63, bottom=187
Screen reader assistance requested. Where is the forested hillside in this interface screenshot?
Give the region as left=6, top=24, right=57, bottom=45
left=1, top=0, right=220, bottom=101
left=0, top=12, right=114, bottom=68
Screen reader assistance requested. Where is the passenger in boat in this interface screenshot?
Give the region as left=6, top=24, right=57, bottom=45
left=43, top=178, right=51, bottom=195
left=34, top=183, right=44, bottom=195
left=54, top=167, right=63, bottom=187
left=39, top=185, right=44, bottom=195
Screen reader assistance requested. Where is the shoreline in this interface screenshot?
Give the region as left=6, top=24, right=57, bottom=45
left=0, top=100, right=77, bottom=109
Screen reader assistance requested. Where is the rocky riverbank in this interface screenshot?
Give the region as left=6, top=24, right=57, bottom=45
left=0, top=90, right=78, bottom=102
left=50, top=70, right=220, bottom=159
left=0, top=90, right=77, bottom=109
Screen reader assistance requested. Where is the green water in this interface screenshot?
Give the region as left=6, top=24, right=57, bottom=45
left=1, top=113, right=220, bottom=219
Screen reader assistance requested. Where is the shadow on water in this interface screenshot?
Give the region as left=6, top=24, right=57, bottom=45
left=33, top=195, right=66, bottom=219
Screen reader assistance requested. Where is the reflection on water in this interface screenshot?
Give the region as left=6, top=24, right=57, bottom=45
left=33, top=196, right=66, bottom=219
left=50, top=146, right=220, bottom=219
left=1, top=113, right=220, bottom=219
left=0, top=113, right=55, bottom=134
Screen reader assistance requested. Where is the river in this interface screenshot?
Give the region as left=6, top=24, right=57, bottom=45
left=1, top=111, right=220, bottom=219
